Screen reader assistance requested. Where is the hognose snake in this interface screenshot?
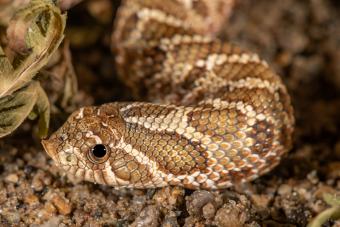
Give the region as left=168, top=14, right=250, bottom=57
left=42, top=0, right=294, bottom=190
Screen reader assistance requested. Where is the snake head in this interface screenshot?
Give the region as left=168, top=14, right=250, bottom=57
left=41, top=103, right=126, bottom=185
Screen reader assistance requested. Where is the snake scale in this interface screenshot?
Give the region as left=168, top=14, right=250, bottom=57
left=42, top=0, right=294, bottom=190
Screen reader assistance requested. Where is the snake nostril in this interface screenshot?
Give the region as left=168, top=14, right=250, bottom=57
left=66, top=155, right=73, bottom=162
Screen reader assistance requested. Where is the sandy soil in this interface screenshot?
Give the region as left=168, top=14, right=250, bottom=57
left=0, top=0, right=339, bottom=226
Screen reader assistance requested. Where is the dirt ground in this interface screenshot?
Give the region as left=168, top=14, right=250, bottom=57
left=0, top=0, right=340, bottom=226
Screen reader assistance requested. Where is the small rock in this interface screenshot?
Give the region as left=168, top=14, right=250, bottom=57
left=278, top=184, right=292, bottom=196
left=202, top=202, right=216, bottom=220
left=39, top=216, right=62, bottom=227
left=31, top=176, right=44, bottom=192
left=24, top=194, right=39, bottom=206
left=42, top=175, right=52, bottom=186
left=38, top=202, right=57, bottom=220
left=130, top=205, right=160, bottom=227
left=2, top=210, right=20, bottom=224
left=24, top=165, right=35, bottom=175
left=307, top=170, right=319, bottom=184
left=186, top=190, right=215, bottom=216
left=184, top=216, right=203, bottom=227
left=213, top=203, right=248, bottom=227
left=162, top=211, right=180, bottom=227
left=297, top=187, right=312, bottom=201
left=251, top=194, right=271, bottom=209
left=153, top=187, right=185, bottom=209
left=31, top=170, right=52, bottom=191
left=51, top=194, right=72, bottom=215
left=5, top=174, right=19, bottom=183
left=0, top=189, right=7, bottom=203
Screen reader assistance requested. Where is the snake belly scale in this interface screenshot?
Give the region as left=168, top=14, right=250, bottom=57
left=42, top=0, right=294, bottom=190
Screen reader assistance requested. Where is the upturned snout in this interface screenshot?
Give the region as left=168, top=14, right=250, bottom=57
left=41, top=138, right=59, bottom=160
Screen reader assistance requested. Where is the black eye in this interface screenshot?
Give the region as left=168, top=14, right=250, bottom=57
left=88, top=144, right=110, bottom=164
left=91, top=144, right=107, bottom=158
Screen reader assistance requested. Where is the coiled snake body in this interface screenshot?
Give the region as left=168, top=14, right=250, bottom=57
left=42, top=0, right=294, bottom=189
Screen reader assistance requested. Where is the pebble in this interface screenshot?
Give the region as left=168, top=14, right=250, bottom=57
left=251, top=194, right=271, bottom=209
left=5, top=174, right=19, bottom=183
left=31, top=170, right=52, bottom=191
left=202, top=202, right=216, bottom=220
left=278, top=184, right=292, bottom=196
left=307, top=170, right=319, bottom=184
left=51, top=194, right=72, bottom=215
left=153, top=187, right=185, bottom=209
left=38, top=202, right=57, bottom=220
left=39, top=216, right=62, bottom=227
left=213, top=203, right=248, bottom=227
left=0, top=189, right=7, bottom=203
left=186, top=190, right=215, bottom=216
left=130, top=205, right=160, bottom=227
left=162, top=211, right=180, bottom=227
left=24, top=194, right=39, bottom=206
left=2, top=210, right=20, bottom=224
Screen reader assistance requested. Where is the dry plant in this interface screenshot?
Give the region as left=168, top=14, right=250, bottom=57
left=0, top=0, right=66, bottom=138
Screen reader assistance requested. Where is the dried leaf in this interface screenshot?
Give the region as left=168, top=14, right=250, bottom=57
left=40, top=40, right=78, bottom=111
left=0, top=0, right=66, bottom=138
left=0, top=44, right=13, bottom=75
left=0, top=0, right=30, bottom=26
left=1, top=0, right=66, bottom=96
left=34, top=82, right=50, bottom=137
left=0, top=81, right=39, bottom=138
left=307, top=193, right=340, bottom=227
left=324, top=193, right=340, bottom=207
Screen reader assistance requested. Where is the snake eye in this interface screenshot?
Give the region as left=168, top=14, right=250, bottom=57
left=92, top=144, right=107, bottom=157
left=88, top=144, right=109, bottom=163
